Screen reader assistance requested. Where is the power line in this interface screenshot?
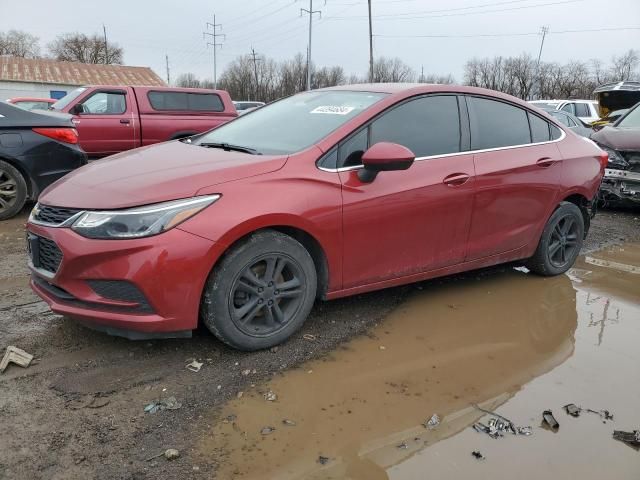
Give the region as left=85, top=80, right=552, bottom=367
left=372, top=26, right=640, bottom=38
left=203, top=14, right=225, bottom=89
left=330, top=0, right=586, bottom=20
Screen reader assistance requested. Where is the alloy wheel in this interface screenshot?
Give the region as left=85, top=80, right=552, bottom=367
left=547, top=214, right=580, bottom=268
left=0, top=169, right=18, bottom=215
left=228, top=254, right=306, bottom=336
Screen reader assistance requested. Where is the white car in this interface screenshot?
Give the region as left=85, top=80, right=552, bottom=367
left=529, top=99, right=599, bottom=124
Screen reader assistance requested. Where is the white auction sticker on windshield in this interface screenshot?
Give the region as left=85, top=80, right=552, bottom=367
left=310, top=105, right=355, bottom=115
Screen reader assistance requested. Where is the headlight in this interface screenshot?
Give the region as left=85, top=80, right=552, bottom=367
left=71, top=195, right=220, bottom=239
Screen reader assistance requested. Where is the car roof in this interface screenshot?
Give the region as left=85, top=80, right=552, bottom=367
left=317, top=83, right=540, bottom=108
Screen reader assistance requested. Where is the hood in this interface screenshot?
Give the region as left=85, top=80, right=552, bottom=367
left=39, top=140, right=287, bottom=209
left=591, top=126, right=640, bottom=151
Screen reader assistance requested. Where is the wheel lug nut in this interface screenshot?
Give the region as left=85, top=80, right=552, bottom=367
left=258, top=299, right=263, bottom=304
left=268, top=300, right=273, bottom=306
left=258, top=287, right=263, bottom=293
left=268, top=281, right=274, bottom=287
left=274, top=290, right=279, bottom=295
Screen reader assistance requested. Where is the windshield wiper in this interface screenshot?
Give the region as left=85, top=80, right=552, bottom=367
left=198, top=142, right=261, bottom=155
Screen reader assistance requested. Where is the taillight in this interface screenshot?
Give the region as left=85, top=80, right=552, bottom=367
left=599, top=151, right=609, bottom=169
left=32, top=127, right=79, bottom=144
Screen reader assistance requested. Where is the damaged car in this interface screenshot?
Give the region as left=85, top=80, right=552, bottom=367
left=592, top=102, right=640, bottom=207
left=26, top=84, right=606, bottom=350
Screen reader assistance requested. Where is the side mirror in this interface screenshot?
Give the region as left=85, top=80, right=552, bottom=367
left=70, top=103, right=85, bottom=115
left=358, top=142, right=415, bottom=183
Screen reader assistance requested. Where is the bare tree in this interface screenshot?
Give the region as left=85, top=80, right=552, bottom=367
left=48, top=33, right=123, bottom=64
left=0, top=30, right=40, bottom=58
left=419, top=73, right=455, bottom=84
left=610, top=49, right=640, bottom=81
left=372, top=56, right=415, bottom=83
left=313, top=66, right=346, bottom=89
left=175, top=73, right=201, bottom=88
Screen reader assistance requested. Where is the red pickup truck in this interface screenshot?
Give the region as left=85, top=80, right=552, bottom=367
left=50, top=86, right=237, bottom=158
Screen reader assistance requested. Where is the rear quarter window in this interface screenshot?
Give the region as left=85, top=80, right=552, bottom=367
left=528, top=112, right=551, bottom=143
left=147, top=91, right=224, bottom=112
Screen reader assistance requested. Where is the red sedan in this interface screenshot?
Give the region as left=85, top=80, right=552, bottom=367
left=26, top=84, right=606, bottom=350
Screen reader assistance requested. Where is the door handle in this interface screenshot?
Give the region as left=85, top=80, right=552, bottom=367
left=443, top=173, right=470, bottom=186
left=120, top=119, right=131, bottom=124
left=536, top=157, right=556, bottom=167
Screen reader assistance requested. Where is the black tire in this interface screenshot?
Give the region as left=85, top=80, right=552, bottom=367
left=526, top=202, right=584, bottom=276
left=0, top=160, right=28, bottom=221
left=201, top=229, right=317, bottom=351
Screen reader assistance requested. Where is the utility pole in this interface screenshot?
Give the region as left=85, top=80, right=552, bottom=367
left=203, top=14, right=225, bottom=89
left=248, top=47, right=263, bottom=101
left=165, top=54, right=170, bottom=85
left=536, top=26, right=549, bottom=68
left=300, top=0, right=323, bottom=91
left=535, top=26, right=549, bottom=99
left=102, top=24, right=108, bottom=64
left=368, top=0, right=373, bottom=82
left=420, top=65, right=424, bottom=83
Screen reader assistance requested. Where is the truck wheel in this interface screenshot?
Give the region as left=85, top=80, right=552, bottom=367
left=201, top=230, right=317, bottom=351
left=526, top=202, right=584, bottom=276
left=0, top=160, right=28, bottom=221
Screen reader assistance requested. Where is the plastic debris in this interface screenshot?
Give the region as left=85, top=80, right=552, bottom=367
left=396, top=442, right=408, bottom=449
left=260, top=426, right=276, bottom=435
left=517, top=426, right=533, bottom=436
left=470, top=405, right=532, bottom=439
left=186, top=360, right=203, bottom=373
left=0, top=346, right=33, bottom=373
left=471, top=451, right=485, bottom=460
left=317, top=456, right=330, bottom=465
left=612, top=430, right=640, bottom=448
left=423, top=414, right=440, bottom=430
left=564, top=404, right=581, bottom=417
left=264, top=390, right=277, bottom=402
left=542, top=410, right=559, bottom=430
left=164, top=449, right=180, bottom=460
left=303, top=334, right=316, bottom=341
left=282, top=419, right=296, bottom=426
left=144, top=396, right=182, bottom=414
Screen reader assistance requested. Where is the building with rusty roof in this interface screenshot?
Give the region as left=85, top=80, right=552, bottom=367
left=0, top=56, right=165, bottom=101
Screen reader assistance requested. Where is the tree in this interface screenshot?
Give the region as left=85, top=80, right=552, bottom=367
left=610, top=49, right=640, bottom=81
left=175, top=73, right=201, bottom=88
left=48, top=33, right=123, bottom=64
left=372, top=57, right=415, bottom=83
left=0, top=30, right=40, bottom=58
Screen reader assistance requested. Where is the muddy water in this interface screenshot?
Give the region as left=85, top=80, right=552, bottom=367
left=203, top=245, right=640, bottom=479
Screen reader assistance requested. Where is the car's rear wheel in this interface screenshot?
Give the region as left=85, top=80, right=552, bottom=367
left=201, top=230, right=317, bottom=351
left=526, top=202, right=584, bottom=276
left=0, top=160, right=28, bottom=221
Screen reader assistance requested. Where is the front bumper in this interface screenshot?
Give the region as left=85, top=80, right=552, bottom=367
left=599, top=168, right=640, bottom=205
left=26, top=222, right=224, bottom=337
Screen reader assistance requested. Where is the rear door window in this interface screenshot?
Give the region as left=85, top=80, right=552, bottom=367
left=148, top=91, right=224, bottom=112
left=560, top=103, right=575, bottom=115
left=467, top=96, right=531, bottom=149
left=574, top=103, right=589, bottom=117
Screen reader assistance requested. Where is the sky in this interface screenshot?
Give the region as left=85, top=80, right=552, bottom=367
left=1, top=0, right=639, bottom=84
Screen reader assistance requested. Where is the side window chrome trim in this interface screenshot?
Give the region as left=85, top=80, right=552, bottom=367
left=316, top=129, right=567, bottom=173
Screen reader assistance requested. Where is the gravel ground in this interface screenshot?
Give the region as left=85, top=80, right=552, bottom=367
left=0, top=206, right=638, bottom=480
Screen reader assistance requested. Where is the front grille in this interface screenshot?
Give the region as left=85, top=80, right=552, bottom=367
left=37, top=236, right=63, bottom=273
left=33, top=205, right=81, bottom=225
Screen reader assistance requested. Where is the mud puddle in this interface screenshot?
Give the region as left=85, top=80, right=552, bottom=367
left=198, top=244, right=640, bottom=479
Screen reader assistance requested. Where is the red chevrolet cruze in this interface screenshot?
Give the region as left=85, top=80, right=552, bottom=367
left=27, top=84, right=606, bottom=350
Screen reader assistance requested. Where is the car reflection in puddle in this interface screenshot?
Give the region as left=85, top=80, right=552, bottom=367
left=197, top=243, right=640, bottom=480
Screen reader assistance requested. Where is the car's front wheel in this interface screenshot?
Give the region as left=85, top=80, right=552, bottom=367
left=0, top=160, right=28, bottom=221
left=526, top=202, right=584, bottom=276
left=201, top=230, right=317, bottom=351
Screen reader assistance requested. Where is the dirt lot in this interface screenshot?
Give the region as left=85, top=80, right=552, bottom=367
left=0, top=207, right=639, bottom=480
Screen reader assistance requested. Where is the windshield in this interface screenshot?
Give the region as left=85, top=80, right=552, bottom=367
left=196, top=91, right=387, bottom=155
left=51, top=87, right=87, bottom=110
left=617, top=105, right=640, bottom=128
